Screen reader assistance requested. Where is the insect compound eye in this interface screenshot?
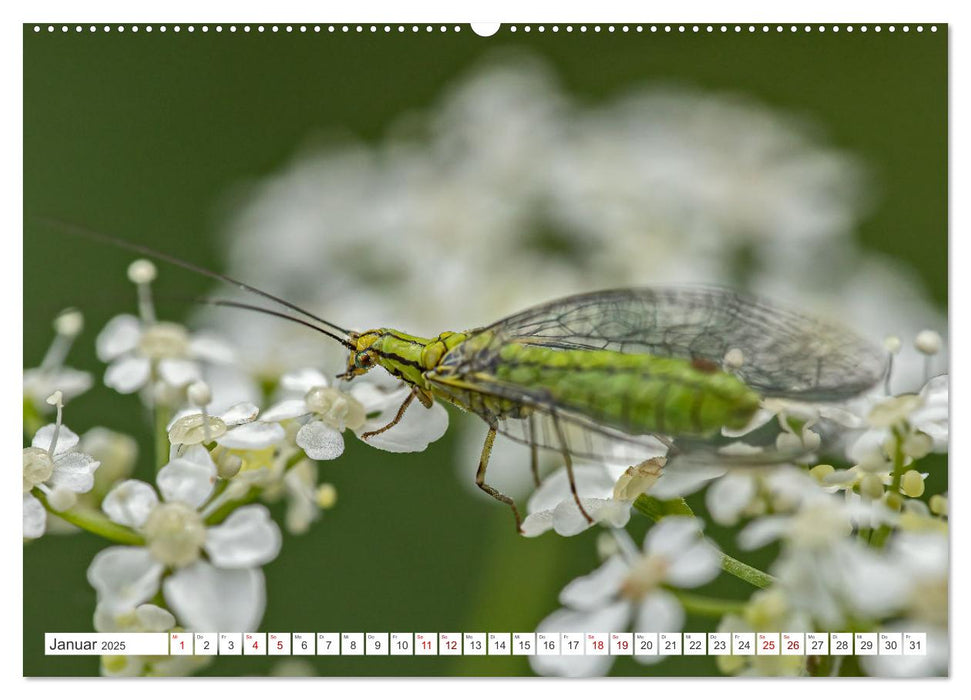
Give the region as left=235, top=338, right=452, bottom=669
left=356, top=352, right=373, bottom=368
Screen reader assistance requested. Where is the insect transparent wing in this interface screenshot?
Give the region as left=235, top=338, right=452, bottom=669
left=448, top=287, right=886, bottom=401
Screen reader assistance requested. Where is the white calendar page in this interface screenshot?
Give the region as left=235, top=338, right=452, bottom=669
left=21, top=2, right=949, bottom=682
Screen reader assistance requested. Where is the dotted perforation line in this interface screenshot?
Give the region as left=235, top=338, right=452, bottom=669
left=31, top=23, right=941, bottom=34
left=504, top=24, right=938, bottom=33
left=31, top=24, right=467, bottom=34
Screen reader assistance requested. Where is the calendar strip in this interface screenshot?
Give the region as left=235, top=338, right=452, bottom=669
left=44, top=631, right=927, bottom=657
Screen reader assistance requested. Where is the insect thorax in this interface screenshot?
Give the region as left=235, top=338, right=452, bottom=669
left=361, top=329, right=468, bottom=389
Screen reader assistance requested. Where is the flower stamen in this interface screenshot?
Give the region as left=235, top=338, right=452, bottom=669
left=127, top=259, right=158, bottom=323
left=44, top=390, right=64, bottom=457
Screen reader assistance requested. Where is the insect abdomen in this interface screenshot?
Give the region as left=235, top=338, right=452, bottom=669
left=493, top=343, right=761, bottom=436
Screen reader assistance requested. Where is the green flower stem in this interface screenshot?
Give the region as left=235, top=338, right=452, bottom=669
left=154, top=404, right=171, bottom=473
left=719, top=552, right=774, bottom=589
left=888, top=426, right=907, bottom=493
left=33, top=489, right=145, bottom=545
left=633, top=494, right=775, bottom=589
left=666, top=589, right=747, bottom=617
left=870, top=428, right=906, bottom=549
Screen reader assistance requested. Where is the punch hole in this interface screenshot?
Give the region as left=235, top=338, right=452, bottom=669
left=471, top=23, right=500, bottom=37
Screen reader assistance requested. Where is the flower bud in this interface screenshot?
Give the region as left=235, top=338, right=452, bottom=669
left=127, top=259, right=157, bottom=285
left=883, top=336, right=902, bottom=354
left=900, top=470, right=925, bottom=498
left=809, top=464, right=835, bottom=483
left=315, top=483, right=338, bottom=509
left=884, top=491, right=904, bottom=512
left=929, top=494, right=948, bottom=516
left=860, top=473, right=885, bottom=500
left=596, top=532, right=620, bottom=560
left=775, top=431, right=802, bottom=453
left=54, top=308, right=84, bottom=337
left=914, top=330, right=942, bottom=356
left=217, top=453, right=243, bottom=479
left=187, top=381, right=212, bottom=408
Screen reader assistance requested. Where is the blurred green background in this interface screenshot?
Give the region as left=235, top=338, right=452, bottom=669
left=24, top=24, right=947, bottom=676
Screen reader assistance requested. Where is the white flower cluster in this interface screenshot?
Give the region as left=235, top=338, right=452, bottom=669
left=527, top=370, right=948, bottom=678
left=23, top=264, right=448, bottom=676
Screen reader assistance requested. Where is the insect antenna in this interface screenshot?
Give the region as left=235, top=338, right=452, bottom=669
left=34, top=217, right=353, bottom=337
left=197, top=298, right=356, bottom=350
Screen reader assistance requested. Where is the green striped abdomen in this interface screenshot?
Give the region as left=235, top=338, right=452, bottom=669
left=493, top=343, right=761, bottom=437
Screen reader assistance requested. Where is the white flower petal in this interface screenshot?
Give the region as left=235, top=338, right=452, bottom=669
left=104, top=356, right=151, bottom=394
left=158, top=358, right=202, bottom=387
left=649, top=463, right=726, bottom=499
left=738, top=515, right=790, bottom=549
left=706, top=472, right=757, bottom=526
left=530, top=602, right=631, bottom=678
left=520, top=510, right=555, bottom=538
left=345, top=381, right=394, bottom=411
left=23, top=493, right=46, bottom=538
left=157, top=450, right=217, bottom=508
left=205, top=505, right=282, bottom=568
left=102, top=480, right=159, bottom=528
left=552, top=497, right=630, bottom=536
left=527, top=464, right=615, bottom=514
left=32, top=423, right=80, bottom=454
left=163, top=561, right=266, bottom=632
left=644, top=516, right=704, bottom=559
left=216, top=421, right=286, bottom=450
left=220, top=402, right=260, bottom=427
left=281, top=367, right=331, bottom=393
left=296, top=420, right=345, bottom=460
left=665, top=538, right=722, bottom=588
left=635, top=589, right=685, bottom=634
left=100, top=656, right=147, bottom=677
left=356, top=398, right=449, bottom=453
left=633, top=591, right=685, bottom=665
left=181, top=443, right=219, bottom=470
left=559, top=555, right=629, bottom=610
left=848, top=429, right=887, bottom=465
left=260, top=399, right=311, bottom=422
left=135, top=603, right=177, bottom=632
left=23, top=367, right=93, bottom=404
left=93, top=604, right=120, bottom=632
left=96, top=315, right=142, bottom=361
left=49, top=452, right=100, bottom=493
left=842, top=546, right=912, bottom=619
left=87, top=547, right=164, bottom=611
left=203, top=364, right=263, bottom=414
left=93, top=602, right=176, bottom=633
left=189, top=333, right=236, bottom=364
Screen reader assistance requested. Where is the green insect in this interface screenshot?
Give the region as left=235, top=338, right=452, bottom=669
left=49, top=223, right=888, bottom=533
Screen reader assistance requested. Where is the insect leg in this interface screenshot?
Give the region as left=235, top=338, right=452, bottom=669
left=528, top=414, right=541, bottom=488
left=550, top=413, right=594, bottom=524
left=475, top=425, right=524, bottom=534
left=359, top=389, right=416, bottom=440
